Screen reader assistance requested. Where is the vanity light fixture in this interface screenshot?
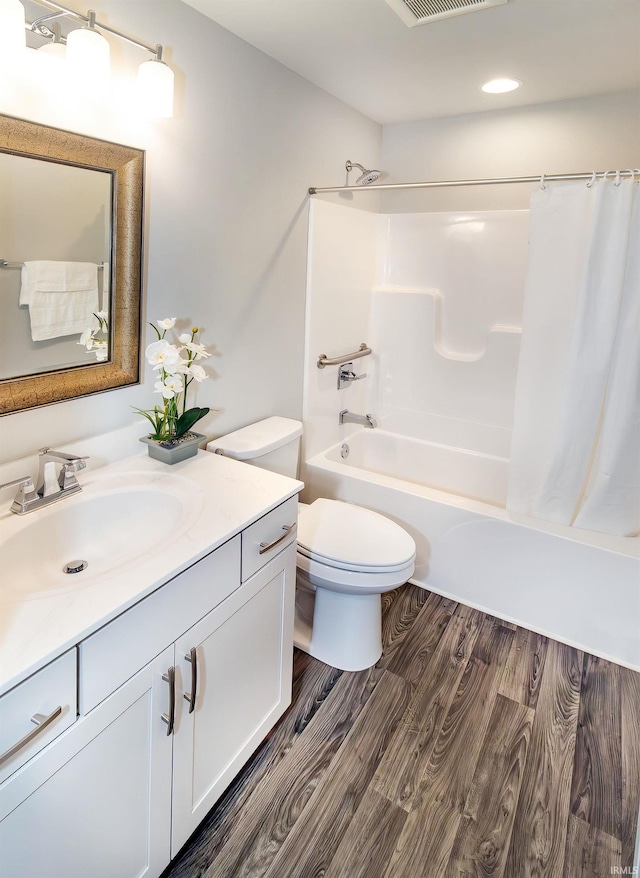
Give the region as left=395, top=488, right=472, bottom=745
left=481, top=78, right=522, bottom=94
left=25, top=0, right=175, bottom=116
left=0, top=0, right=26, bottom=71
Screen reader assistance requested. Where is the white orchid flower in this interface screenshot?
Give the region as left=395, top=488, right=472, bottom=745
left=183, top=341, right=211, bottom=360
left=157, top=318, right=176, bottom=330
left=79, top=328, right=93, bottom=348
left=188, top=364, right=207, bottom=382
left=94, top=344, right=108, bottom=361
left=146, top=340, right=182, bottom=370
left=178, top=333, right=192, bottom=344
left=153, top=375, right=182, bottom=399
left=164, top=357, right=190, bottom=375
left=164, top=374, right=184, bottom=394
left=154, top=380, right=177, bottom=399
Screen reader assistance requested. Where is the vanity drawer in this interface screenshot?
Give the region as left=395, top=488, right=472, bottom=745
left=241, top=495, right=298, bottom=582
left=0, top=649, right=77, bottom=784
left=79, top=536, right=241, bottom=714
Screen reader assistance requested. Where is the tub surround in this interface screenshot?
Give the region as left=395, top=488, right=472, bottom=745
left=0, top=436, right=303, bottom=697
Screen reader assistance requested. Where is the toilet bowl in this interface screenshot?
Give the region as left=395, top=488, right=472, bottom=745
left=294, top=498, right=415, bottom=669
left=207, top=417, right=416, bottom=671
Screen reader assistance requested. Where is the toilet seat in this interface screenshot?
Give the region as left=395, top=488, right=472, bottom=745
left=297, top=549, right=415, bottom=595
left=297, top=499, right=416, bottom=572
left=296, top=545, right=413, bottom=574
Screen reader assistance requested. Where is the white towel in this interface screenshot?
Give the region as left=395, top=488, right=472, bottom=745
left=20, top=260, right=100, bottom=341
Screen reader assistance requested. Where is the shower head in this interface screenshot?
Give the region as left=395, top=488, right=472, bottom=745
left=346, top=160, right=383, bottom=185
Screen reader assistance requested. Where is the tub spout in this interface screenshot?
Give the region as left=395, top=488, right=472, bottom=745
left=339, top=410, right=377, bottom=429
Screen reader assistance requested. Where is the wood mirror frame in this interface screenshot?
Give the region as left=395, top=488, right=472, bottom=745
left=0, top=114, right=144, bottom=415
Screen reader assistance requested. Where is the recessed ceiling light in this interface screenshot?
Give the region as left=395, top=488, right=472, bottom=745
left=481, top=78, right=522, bottom=94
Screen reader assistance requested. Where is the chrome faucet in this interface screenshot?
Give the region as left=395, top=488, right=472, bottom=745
left=339, top=410, right=378, bottom=429
left=0, top=447, right=89, bottom=515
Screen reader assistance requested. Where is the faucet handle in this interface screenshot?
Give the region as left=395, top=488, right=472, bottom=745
left=338, top=363, right=368, bottom=390
left=0, top=475, right=35, bottom=493
left=0, top=476, right=37, bottom=514
left=58, top=461, right=86, bottom=491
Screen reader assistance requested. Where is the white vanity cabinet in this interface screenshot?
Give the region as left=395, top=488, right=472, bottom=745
left=172, top=544, right=296, bottom=851
left=0, top=646, right=174, bottom=878
left=0, top=496, right=298, bottom=878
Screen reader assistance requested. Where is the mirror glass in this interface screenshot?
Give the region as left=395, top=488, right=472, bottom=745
left=0, top=153, right=113, bottom=380
left=0, top=114, right=144, bottom=415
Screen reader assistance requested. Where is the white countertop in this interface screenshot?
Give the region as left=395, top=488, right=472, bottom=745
left=0, top=449, right=302, bottom=697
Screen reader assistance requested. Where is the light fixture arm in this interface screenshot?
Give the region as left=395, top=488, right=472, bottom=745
left=27, top=0, right=164, bottom=59
left=30, top=10, right=67, bottom=40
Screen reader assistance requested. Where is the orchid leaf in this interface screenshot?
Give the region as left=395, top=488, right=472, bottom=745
left=175, top=406, right=210, bottom=439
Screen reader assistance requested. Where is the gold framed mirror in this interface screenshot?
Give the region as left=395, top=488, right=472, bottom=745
left=0, top=114, right=144, bottom=415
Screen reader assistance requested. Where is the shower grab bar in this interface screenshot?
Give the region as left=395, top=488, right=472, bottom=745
left=0, top=260, right=105, bottom=270
left=317, top=343, right=372, bottom=369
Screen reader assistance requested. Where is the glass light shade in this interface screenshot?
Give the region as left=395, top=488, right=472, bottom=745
left=137, top=58, right=174, bottom=117
left=66, top=25, right=111, bottom=96
left=38, top=41, right=66, bottom=60
left=0, top=0, right=26, bottom=70
left=481, top=78, right=522, bottom=94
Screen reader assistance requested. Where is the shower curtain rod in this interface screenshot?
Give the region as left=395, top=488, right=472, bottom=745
left=308, top=169, right=639, bottom=195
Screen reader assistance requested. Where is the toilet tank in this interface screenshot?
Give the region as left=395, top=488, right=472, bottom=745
left=206, top=417, right=303, bottom=477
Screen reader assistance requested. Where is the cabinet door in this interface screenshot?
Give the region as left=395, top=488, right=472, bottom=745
left=0, top=647, right=174, bottom=878
left=171, top=544, right=296, bottom=854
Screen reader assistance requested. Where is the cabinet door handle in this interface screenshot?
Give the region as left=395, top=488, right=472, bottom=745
left=183, top=647, right=198, bottom=714
left=161, top=667, right=175, bottom=736
left=259, top=523, right=296, bottom=555
left=0, top=706, right=63, bottom=767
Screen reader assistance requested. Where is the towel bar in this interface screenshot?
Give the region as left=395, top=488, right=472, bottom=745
left=1, top=260, right=105, bottom=271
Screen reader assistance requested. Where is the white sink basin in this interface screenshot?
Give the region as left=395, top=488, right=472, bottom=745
left=0, top=471, right=203, bottom=600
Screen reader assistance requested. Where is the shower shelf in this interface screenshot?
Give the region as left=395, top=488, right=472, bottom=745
left=371, top=286, right=521, bottom=362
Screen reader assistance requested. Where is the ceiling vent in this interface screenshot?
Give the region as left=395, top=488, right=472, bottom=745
left=384, top=0, right=509, bottom=27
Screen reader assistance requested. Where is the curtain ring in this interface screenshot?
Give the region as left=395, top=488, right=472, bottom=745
left=586, top=171, right=597, bottom=188
left=615, top=170, right=621, bottom=187
left=539, top=174, right=546, bottom=190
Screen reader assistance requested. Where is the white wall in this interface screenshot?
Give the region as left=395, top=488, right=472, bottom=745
left=0, top=0, right=381, bottom=465
left=381, top=90, right=640, bottom=212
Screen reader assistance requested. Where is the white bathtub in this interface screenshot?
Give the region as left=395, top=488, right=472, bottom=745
left=303, top=429, right=640, bottom=671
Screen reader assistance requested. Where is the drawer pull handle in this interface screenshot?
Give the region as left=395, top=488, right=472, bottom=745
left=183, top=647, right=198, bottom=714
left=0, top=705, right=63, bottom=767
left=161, top=667, right=175, bottom=736
left=259, top=523, right=296, bottom=555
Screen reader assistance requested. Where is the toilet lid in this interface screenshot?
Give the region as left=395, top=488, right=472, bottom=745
left=297, top=499, right=416, bottom=570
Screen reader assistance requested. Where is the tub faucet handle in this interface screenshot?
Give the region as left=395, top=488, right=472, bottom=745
left=338, top=362, right=367, bottom=390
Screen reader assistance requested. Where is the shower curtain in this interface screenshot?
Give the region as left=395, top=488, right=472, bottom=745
left=507, top=177, right=640, bottom=537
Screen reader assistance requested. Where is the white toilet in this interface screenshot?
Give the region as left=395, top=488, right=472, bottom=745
left=207, top=417, right=416, bottom=671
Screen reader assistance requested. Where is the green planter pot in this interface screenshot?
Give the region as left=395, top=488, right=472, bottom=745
left=140, top=431, right=206, bottom=464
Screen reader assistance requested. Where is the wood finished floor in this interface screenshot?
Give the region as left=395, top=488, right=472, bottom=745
left=164, top=586, right=640, bottom=878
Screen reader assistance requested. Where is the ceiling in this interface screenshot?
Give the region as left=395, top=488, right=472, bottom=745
left=181, top=0, right=640, bottom=125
